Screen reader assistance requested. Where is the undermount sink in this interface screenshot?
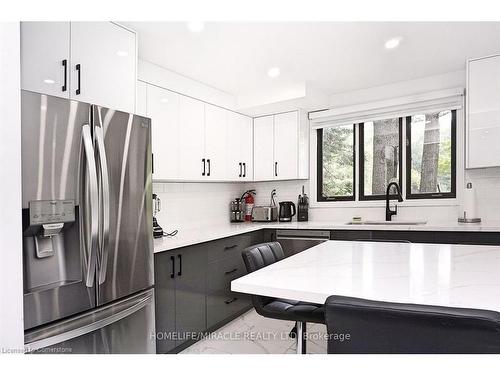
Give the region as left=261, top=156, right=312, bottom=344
left=346, top=220, right=427, bottom=225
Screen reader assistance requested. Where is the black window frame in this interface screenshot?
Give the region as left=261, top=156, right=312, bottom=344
left=316, top=126, right=356, bottom=202
left=358, top=118, right=403, bottom=201
left=405, top=109, right=457, bottom=200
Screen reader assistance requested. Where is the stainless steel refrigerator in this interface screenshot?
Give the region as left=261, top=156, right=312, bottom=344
left=21, top=91, right=155, bottom=354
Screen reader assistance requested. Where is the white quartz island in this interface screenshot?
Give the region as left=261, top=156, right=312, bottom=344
left=231, top=240, right=500, bottom=312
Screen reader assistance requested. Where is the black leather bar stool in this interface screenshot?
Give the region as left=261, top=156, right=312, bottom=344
left=325, top=295, right=500, bottom=354
left=241, top=242, right=324, bottom=354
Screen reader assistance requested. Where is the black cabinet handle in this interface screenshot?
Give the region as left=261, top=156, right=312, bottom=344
left=207, top=159, right=211, bottom=176
left=224, top=268, right=238, bottom=275
left=170, top=255, right=175, bottom=279
left=243, top=163, right=246, bottom=178
left=177, top=254, right=182, bottom=276
left=152, top=153, right=154, bottom=174
left=75, top=64, right=81, bottom=95
left=62, top=59, right=67, bottom=92
left=275, top=162, right=278, bottom=177
left=202, top=158, right=206, bottom=176
left=225, top=297, right=238, bottom=304
left=224, top=244, right=237, bottom=251
left=238, top=162, right=242, bottom=178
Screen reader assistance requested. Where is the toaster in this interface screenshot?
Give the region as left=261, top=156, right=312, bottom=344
left=251, top=206, right=278, bottom=222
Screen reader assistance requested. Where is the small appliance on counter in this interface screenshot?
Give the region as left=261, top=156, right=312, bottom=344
left=252, top=189, right=278, bottom=222
left=297, top=185, right=309, bottom=222
left=229, top=198, right=245, bottom=223
left=458, top=182, right=481, bottom=223
left=279, top=201, right=296, bottom=222
left=153, top=193, right=164, bottom=238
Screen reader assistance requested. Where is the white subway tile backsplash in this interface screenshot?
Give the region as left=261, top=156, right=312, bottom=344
left=153, top=167, right=500, bottom=232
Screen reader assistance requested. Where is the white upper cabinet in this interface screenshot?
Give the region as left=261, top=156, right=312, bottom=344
left=253, top=110, right=308, bottom=181
left=467, top=54, right=500, bottom=169
left=274, top=111, right=299, bottom=180
left=71, top=22, right=136, bottom=113
left=21, top=22, right=137, bottom=113
left=253, top=115, right=275, bottom=181
left=227, top=112, right=253, bottom=180
left=178, top=96, right=205, bottom=180
left=147, top=85, right=180, bottom=180
left=21, top=22, right=71, bottom=99
left=204, top=104, right=228, bottom=180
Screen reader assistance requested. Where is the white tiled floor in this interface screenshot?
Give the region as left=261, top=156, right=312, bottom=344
left=180, top=309, right=327, bottom=354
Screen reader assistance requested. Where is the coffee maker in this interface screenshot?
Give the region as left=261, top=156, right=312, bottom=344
left=152, top=194, right=164, bottom=238
left=297, top=185, right=309, bottom=222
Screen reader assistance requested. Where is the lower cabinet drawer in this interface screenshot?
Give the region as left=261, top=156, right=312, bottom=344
left=207, top=255, right=246, bottom=294
left=207, top=234, right=252, bottom=263
left=207, top=291, right=251, bottom=329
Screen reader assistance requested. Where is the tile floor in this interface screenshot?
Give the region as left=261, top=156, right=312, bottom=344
left=180, top=309, right=327, bottom=354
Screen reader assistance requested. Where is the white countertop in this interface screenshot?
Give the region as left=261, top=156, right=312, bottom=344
left=231, top=240, right=500, bottom=311
left=153, top=220, right=500, bottom=253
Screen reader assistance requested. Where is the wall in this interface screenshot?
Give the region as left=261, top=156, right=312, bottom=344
left=153, top=69, right=500, bottom=228
left=0, top=22, right=24, bottom=352
left=249, top=70, right=500, bottom=224
left=153, top=183, right=247, bottom=231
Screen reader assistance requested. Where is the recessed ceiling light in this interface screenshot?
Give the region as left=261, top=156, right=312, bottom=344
left=385, top=37, right=402, bottom=50
left=187, top=21, right=204, bottom=33
left=43, top=79, right=55, bottom=84
left=267, top=67, right=280, bottom=78
left=160, top=98, right=169, bottom=103
left=116, top=50, right=128, bottom=57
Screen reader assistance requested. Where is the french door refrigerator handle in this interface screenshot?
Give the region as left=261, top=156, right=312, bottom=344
left=82, top=124, right=99, bottom=287
left=94, top=110, right=110, bottom=285
left=24, top=291, right=153, bottom=351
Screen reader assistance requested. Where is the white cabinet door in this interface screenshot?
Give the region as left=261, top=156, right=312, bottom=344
left=21, top=22, right=70, bottom=98
left=179, top=96, right=205, bottom=180
left=274, top=111, right=299, bottom=180
left=226, top=112, right=252, bottom=180
left=147, top=85, right=180, bottom=180
left=253, top=115, right=275, bottom=181
left=239, top=114, right=254, bottom=181
left=467, top=55, right=500, bottom=168
left=204, top=104, right=228, bottom=180
left=226, top=112, right=243, bottom=180
left=70, top=22, right=136, bottom=112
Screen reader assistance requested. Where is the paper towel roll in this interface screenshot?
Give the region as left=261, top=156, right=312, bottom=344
left=462, top=182, right=477, bottom=219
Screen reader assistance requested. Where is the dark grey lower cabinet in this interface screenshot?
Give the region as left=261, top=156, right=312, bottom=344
left=154, top=254, right=176, bottom=353
left=174, top=244, right=207, bottom=348
left=154, top=230, right=263, bottom=353
left=154, top=244, right=207, bottom=353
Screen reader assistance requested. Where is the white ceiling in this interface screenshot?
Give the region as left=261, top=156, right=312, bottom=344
left=124, top=22, right=500, bottom=97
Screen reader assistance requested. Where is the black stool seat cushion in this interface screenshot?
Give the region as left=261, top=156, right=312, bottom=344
left=263, top=298, right=324, bottom=324
left=242, top=242, right=325, bottom=324
left=325, top=295, right=500, bottom=354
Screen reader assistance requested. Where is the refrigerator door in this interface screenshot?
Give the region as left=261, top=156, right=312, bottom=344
left=25, top=288, right=156, bottom=354
left=21, top=91, right=97, bottom=329
left=93, top=105, right=153, bottom=305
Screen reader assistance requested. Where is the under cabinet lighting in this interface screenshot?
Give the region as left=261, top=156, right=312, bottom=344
left=187, top=21, right=204, bottom=33
left=384, top=37, right=402, bottom=49
left=267, top=67, right=280, bottom=78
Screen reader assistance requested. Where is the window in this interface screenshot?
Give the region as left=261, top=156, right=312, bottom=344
left=406, top=110, right=456, bottom=199
left=359, top=118, right=403, bottom=200
left=317, top=125, right=355, bottom=201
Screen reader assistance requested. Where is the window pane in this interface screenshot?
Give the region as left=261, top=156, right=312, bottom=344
left=362, top=118, right=401, bottom=197
left=320, top=126, right=354, bottom=198
left=409, top=110, right=453, bottom=195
